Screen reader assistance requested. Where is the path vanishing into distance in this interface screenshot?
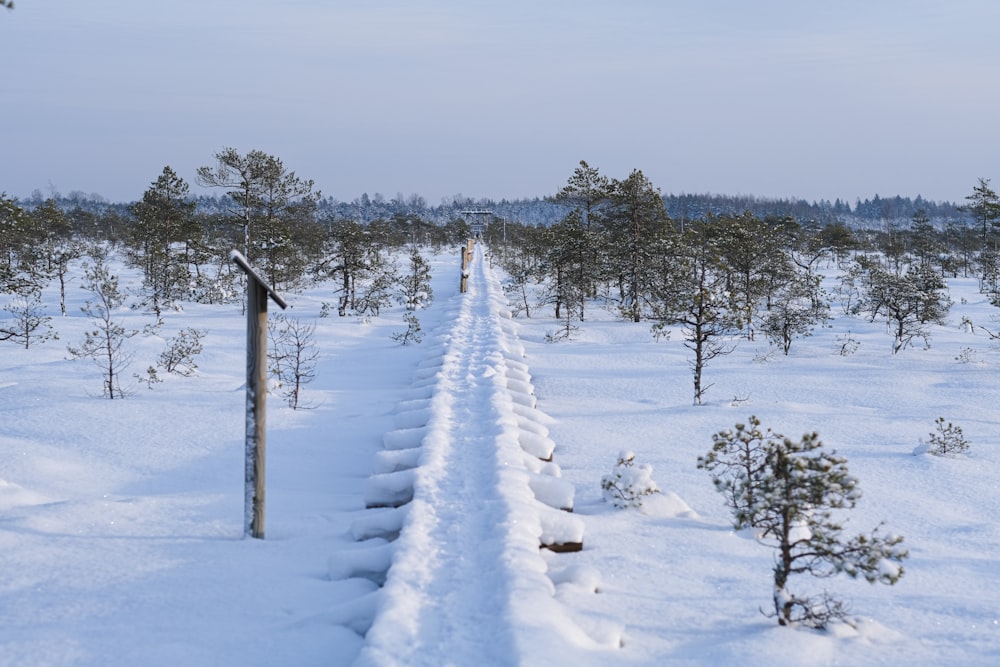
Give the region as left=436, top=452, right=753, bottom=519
left=328, top=244, right=621, bottom=666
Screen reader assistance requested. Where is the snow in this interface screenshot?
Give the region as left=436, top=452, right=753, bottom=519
left=1, top=245, right=999, bottom=666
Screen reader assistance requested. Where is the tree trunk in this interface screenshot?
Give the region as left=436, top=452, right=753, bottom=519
left=692, top=323, right=704, bottom=405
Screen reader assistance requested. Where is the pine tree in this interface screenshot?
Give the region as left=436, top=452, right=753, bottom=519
left=0, top=194, right=31, bottom=292
left=648, top=223, right=737, bottom=405
left=499, top=235, right=541, bottom=319
left=605, top=169, right=671, bottom=323
left=556, top=160, right=610, bottom=302
left=28, top=199, right=81, bottom=316
left=961, top=177, right=1000, bottom=248
left=542, top=211, right=590, bottom=322
left=555, top=160, right=610, bottom=230
left=317, top=219, right=384, bottom=316
left=762, top=272, right=829, bottom=355
left=392, top=312, right=423, bottom=345
left=601, top=451, right=660, bottom=509
left=855, top=258, right=951, bottom=353
left=197, top=148, right=321, bottom=289
left=702, top=417, right=908, bottom=629
left=0, top=286, right=55, bottom=349
left=908, top=209, right=939, bottom=268
left=399, top=245, right=433, bottom=311
left=129, top=167, right=198, bottom=316
left=924, top=417, right=970, bottom=457
left=710, top=212, right=790, bottom=341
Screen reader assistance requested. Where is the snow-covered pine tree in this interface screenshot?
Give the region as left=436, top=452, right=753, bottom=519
left=399, top=245, right=433, bottom=311
left=601, top=450, right=660, bottom=509
left=762, top=272, right=829, bottom=355
left=854, top=258, right=951, bottom=353
left=703, top=417, right=908, bottom=628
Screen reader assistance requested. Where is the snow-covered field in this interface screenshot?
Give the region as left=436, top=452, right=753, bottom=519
left=1, top=245, right=998, bottom=666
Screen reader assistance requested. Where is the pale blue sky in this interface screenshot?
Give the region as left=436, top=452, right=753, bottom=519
left=3, top=0, right=998, bottom=205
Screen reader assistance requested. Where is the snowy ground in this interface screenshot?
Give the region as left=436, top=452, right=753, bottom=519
left=1, top=245, right=999, bottom=666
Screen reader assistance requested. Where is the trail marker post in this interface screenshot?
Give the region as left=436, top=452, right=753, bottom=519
left=460, top=244, right=469, bottom=293
left=231, top=250, right=288, bottom=539
left=460, top=238, right=475, bottom=293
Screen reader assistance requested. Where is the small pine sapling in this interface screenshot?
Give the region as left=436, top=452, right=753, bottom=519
left=835, top=331, right=860, bottom=356
left=137, top=327, right=206, bottom=389
left=601, top=450, right=660, bottom=509
left=921, top=417, right=970, bottom=457
left=158, top=327, right=206, bottom=376
left=501, top=251, right=534, bottom=319
left=354, top=258, right=399, bottom=317
left=954, top=347, right=978, bottom=363
left=392, top=312, right=423, bottom=345
left=138, top=365, right=162, bottom=389
left=544, top=315, right=579, bottom=343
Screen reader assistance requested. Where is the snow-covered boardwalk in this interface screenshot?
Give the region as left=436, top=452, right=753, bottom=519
left=338, top=244, right=607, bottom=667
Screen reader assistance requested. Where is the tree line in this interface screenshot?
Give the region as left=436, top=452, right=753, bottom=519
left=2, top=151, right=461, bottom=314
left=17, top=181, right=969, bottom=229
left=1, top=148, right=446, bottom=398
left=491, top=161, right=998, bottom=404
left=4, top=150, right=998, bottom=402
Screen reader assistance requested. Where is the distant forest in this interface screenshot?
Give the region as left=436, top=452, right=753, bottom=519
left=15, top=188, right=968, bottom=229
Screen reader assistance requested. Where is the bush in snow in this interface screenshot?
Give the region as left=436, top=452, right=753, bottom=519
left=67, top=258, right=137, bottom=399
left=920, top=417, right=970, bottom=457
left=954, top=346, right=978, bottom=364
left=137, top=326, right=207, bottom=389
left=701, top=416, right=908, bottom=629
left=1, top=286, right=56, bottom=349
left=601, top=451, right=660, bottom=509
left=544, top=316, right=579, bottom=343
left=157, top=326, right=206, bottom=377
left=835, top=331, right=860, bottom=356
left=188, top=270, right=240, bottom=306
left=392, top=312, right=423, bottom=345
left=267, top=314, right=319, bottom=409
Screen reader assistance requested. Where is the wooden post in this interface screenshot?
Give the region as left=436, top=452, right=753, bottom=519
left=246, top=278, right=268, bottom=538
left=230, top=250, right=288, bottom=539
left=460, top=245, right=469, bottom=293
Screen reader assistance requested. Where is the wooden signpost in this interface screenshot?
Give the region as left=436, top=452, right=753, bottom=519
left=460, top=245, right=469, bottom=293
left=230, top=250, right=288, bottom=539
left=460, top=238, right=474, bottom=293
